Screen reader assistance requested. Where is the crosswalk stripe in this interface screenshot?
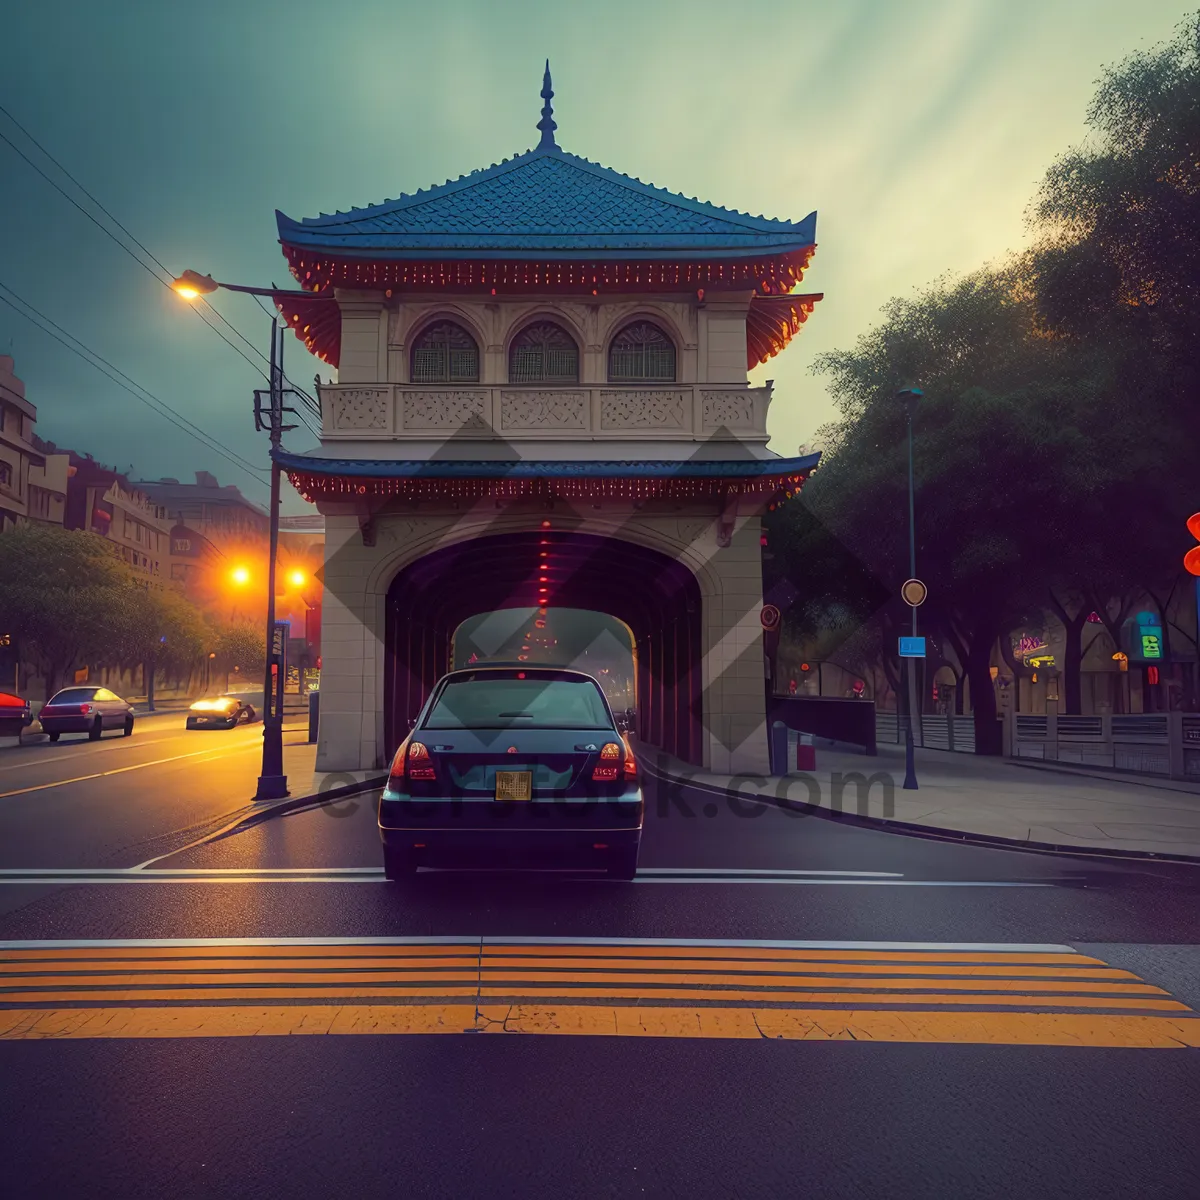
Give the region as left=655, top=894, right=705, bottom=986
left=0, top=937, right=1191, bottom=1047
left=0, top=1004, right=1196, bottom=1047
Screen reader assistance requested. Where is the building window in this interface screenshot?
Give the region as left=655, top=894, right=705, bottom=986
left=410, top=321, right=479, bottom=383
left=0, top=461, right=11, bottom=489
left=509, top=322, right=579, bottom=384
left=608, top=321, right=676, bottom=382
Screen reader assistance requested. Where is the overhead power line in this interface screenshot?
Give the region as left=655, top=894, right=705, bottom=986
left=0, top=280, right=269, bottom=486
left=0, top=104, right=322, bottom=424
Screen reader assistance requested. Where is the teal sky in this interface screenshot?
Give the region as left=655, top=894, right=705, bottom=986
left=0, top=0, right=1192, bottom=512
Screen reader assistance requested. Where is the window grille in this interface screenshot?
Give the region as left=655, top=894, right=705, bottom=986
left=509, top=322, right=579, bottom=384
left=608, top=321, right=676, bottom=382
left=410, top=321, right=479, bottom=383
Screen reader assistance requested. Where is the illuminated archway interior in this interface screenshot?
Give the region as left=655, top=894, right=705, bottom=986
left=385, top=531, right=702, bottom=763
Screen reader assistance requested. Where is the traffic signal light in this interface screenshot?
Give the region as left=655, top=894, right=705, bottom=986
left=1186, top=513, right=1200, bottom=576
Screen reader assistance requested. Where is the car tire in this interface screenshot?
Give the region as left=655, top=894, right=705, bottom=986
left=606, top=845, right=639, bottom=881
left=245, top=707, right=256, bottom=721
left=48, top=731, right=60, bottom=743
left=383, top=848, right=417, bottom=882
left=88, top=718, right=102, bottom=742
left=123, top=717, right=134, bottom=737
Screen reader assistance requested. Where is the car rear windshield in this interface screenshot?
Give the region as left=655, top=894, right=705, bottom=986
left=423, top=673, right=613, bottom=730
left=49, top=688, right=98, bottom=703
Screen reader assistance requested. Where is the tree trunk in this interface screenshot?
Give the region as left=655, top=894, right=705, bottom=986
left=967, top=621, right=1003, bottom=755
left=145, top=661, right=156, bottom=712
left=1049, top=591, right=1088, bottom=715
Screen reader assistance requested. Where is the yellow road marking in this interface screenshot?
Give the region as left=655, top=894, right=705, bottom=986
left=478, top=961, right=1143, bottom=980
left=0, top=942, right=1192, bottom=1045
left=0, top=944, right=475, bottom=962
left=0, top=975, right=1163, bottom=996
left=481, top=946, right=1107, bottom=965
left=472, top=988, right=1189, bottom=1010
left=0, top=1004, right=1196, bottom=1047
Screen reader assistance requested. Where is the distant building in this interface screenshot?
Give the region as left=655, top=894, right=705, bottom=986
left=136, top=471, right=270, bottom=539
left=0, top=356, right=48, bottom=531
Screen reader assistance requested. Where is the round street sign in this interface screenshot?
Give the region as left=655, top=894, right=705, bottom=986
left=901, top=578, right=928, bottom=607
left=760, top=604, right=781, bottom=630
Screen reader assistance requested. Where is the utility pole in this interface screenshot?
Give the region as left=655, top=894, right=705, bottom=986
left=254, top=319, right=297, bottom=801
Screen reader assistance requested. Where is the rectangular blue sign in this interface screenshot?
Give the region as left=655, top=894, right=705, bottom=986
left=899, top=636, right=927, bottom=658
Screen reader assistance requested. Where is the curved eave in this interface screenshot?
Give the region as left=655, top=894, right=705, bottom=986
left=281, top=245, right=816, bottom=302
left=275, top=232, right=817, bottom=260
left=746, top=294, right=824, bottom=369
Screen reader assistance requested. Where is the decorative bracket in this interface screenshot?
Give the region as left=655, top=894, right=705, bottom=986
left=354, top=497, right=387, bottom=547
left=716, top=488, right=741, bottom=548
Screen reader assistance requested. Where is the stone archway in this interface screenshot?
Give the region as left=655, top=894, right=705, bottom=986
left=384, top=530, right=704, bottom=764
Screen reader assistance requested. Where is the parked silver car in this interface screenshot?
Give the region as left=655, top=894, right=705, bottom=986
left=38, top=687, right=135, bottom=742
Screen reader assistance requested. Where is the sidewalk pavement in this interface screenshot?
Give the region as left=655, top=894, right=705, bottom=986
left=640, top=741, right=1200, bottom=861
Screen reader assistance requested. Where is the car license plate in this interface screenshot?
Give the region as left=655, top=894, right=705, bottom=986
left=495, top=770, right=532, bottom=801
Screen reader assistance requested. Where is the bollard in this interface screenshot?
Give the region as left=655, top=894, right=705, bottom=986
left=770, top=721, right=790, bottom=775
left=796, top=731, right=816, bottom=772
left=308, top=689, right=320, bottom=744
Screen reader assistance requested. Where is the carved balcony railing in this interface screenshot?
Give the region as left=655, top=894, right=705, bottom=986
left=317, top=384, right=773, bottom=443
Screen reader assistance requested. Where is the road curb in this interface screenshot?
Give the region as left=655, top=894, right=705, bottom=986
left=642, top=760, right=1200, bottom=869
left=209, top=775, right=389, bottom=840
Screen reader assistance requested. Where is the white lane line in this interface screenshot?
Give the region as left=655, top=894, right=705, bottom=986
left=0, top=868, right=380, bottom=876
left=0, top=935, right=1077, bottom=952
left=0, top=741, right=262, bottom=800
left=627, top=879, right=1051, bottom=887
left=0, top=872, right=1051, bottom=888
left=638, top=867, right=903, bottom=878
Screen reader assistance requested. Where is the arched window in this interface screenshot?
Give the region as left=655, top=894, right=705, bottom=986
left=410, top=321, right=479, bottom=384
left=608, top=321, right=676, bottom=383
left=509, top=321, right=579, bottom=384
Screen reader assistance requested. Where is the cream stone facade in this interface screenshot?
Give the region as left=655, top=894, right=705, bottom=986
left=312, top=493, right=770, bottom=776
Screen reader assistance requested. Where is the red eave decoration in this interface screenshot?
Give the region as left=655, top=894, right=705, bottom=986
left=284, top=470, right=811, bottom=506
left=274, top=248, right=819, bottom=371
left=273, top=291, right=342, bottom=368
left=281, top=245, right=814, bottom=298
left=746, top=294, right=823, bottom=370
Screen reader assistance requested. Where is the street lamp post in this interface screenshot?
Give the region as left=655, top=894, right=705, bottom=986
left=172, top=270, right=328, bottom=800
left=897, top=386, right=923, bottom=791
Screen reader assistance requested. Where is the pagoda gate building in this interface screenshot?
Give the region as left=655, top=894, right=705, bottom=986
left=274, top=69, right=821, bottom=775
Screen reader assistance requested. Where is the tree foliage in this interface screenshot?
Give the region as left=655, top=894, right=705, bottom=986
left=781, top=14, right=1200, bottom=743
left=0, top=525, right=135, bottom=692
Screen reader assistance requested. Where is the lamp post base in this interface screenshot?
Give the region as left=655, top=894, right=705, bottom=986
left=255, top=775, right=289, bottom=801
left=903, top=731, right=919, bottom=790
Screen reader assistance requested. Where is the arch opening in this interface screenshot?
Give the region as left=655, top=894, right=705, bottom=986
left=385, top=531, right=702, bottom=763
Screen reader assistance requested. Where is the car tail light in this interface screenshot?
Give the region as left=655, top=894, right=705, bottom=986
left=387, top=741, right=437, bottom=787
left=592, top=742, right=623, bottom=781
left=406, top=742, right=437, bottom=781
left=79, top=704, right=92, bottom=715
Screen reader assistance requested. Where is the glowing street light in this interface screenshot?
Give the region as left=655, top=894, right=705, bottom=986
left=287, top=568, right=307, bottom=589
left=171, top=270, right=219, bottom=301
left=231, top=566, right=251, bottom=586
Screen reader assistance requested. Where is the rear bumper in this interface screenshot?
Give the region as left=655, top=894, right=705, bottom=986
left=186, top=715, right=237, bottom=729
left=378, top=793, right=642, bottom=865
left=37, top=717, right=94, bottom=733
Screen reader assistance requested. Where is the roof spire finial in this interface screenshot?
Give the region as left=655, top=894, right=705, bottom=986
left=536, top=59, right=558, bottom=150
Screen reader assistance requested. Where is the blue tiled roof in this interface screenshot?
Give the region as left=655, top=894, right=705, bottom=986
left=274, top=450, right=820, bottom=479
left=277, top=146, right=816, bottom=260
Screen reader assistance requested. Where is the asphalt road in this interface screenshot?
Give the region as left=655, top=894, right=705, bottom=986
left=0, top=761, right=1196, bottom=1199
left=0, top=705, right=308, bottom=869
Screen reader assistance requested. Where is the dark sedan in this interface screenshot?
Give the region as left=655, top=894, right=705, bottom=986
left=186, top=696, right=257, bottom=729
left=38, top=687, right=135, bottom=741
left=378, top=666, right=643, bottom=880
